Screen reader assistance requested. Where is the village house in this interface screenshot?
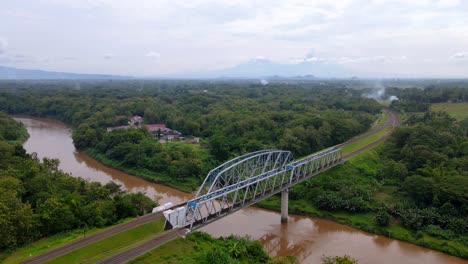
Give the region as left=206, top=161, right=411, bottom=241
left=107, top=115, right=191, bottom=143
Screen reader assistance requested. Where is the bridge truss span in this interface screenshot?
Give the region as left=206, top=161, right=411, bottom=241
left=195, top=150, right=293, bottom=197
left=178, top=147, right=343, bottom=230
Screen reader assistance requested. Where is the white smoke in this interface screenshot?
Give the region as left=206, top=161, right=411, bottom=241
left=260, top=79, right=269, bottom=85
left=363, top=83, right=398, bottom=102
left=363, top=84, right=385, bottom=100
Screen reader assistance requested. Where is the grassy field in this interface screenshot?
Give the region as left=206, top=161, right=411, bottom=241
left=341, top=126, right=392, bottom=155
left=300, top=111, right=391, bottom=159
left=129, top=237, right=197, bottom=264
left=430, top=102, right=468, bottom=120
left=46, top=219, right=165, bottom=264
left=375, top=110, right=389, bottom=127
left=340, top=110, right=392, bottom=155
left=1, top=217, right=137, bottom=264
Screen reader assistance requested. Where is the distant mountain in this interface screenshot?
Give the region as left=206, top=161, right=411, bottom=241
left=165, top=58, right=354, bottom=79
left=1, top=59, right=354, bottom=80
left=0, top=66, right=130, bottom=80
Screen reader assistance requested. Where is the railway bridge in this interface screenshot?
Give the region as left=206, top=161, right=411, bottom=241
left=23, top=109, right=400, bottom=264
left=164, top=147, right=343, bottom=231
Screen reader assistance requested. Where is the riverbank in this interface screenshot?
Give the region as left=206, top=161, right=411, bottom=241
left=83, top=110, right=393, bottom=193
left=86, top=109, right=468, bottom=259
left=85, top=148, right=198, bottom=193
left=13, top=114, right=468, bottom=263
left=0, top=112, right=29, bottom=145
left=256, top=149, right=468, bottom=259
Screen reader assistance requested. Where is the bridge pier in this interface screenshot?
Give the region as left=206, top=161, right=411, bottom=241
left=281, top=189, right=289, bottom=223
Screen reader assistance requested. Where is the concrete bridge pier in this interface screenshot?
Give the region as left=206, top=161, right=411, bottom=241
left=281, top=189, right=289, bottom=223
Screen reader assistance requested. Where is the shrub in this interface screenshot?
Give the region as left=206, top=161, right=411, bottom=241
left=322, top=255, right=359, bottom=264
left=375, top=209, right=391, bottom=226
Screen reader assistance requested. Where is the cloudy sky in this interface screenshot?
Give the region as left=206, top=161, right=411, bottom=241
left=1, top=0, right=467, bottom=77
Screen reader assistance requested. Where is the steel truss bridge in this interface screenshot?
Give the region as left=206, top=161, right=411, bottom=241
left=164, top=147, right=343, bottom=231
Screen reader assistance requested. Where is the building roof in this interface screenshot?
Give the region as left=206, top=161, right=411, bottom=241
left=131, top=115, right=143, bottom=121
left=144, top=124, right=170, bottom=132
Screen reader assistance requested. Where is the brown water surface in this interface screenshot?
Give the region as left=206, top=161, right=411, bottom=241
left=15, top=117, right=191, bottom=205
left=16, top=116, right=467, bottom=264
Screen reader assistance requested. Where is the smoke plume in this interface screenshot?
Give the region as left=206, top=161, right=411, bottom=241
left=363, top=83, right=398, bottom=102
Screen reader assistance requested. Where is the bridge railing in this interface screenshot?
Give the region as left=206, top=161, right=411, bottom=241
left=174, top=147, right=342, bottom=230
left=194, top=150, right=276, bottom=197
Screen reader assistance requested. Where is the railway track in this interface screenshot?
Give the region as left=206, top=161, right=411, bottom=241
left=84, top=109, right=402, bottom=264
left=97, top=228, right=186, bottom=264
left=20, top=213, right=163, bottom=264
left=342, top=108, right=400, bottom=159
left=22, top=110, right=401, bottom=264
left=21, top=201, right=187, bottom=264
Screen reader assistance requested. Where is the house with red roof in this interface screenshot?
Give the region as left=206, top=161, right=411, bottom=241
left=107, top=116, right=184, bottom=142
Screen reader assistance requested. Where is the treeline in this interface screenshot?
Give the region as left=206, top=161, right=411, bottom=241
left=0, top=80, right=381, bottom=189
left=283, top=91, right=468, bottom=257
left=80, top=128, right=215, bottom=191
left=0, top=113, right=28, bottom=144
left=0, top=113, right=156, bottom=249
left=379, top=111, right=467, bottom=236
left=388, top=86, right=468, bottom=112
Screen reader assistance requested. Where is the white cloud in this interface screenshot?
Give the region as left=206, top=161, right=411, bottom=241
left=0, top=38, right=7, bottom=55
left=1, top=0, right=467, bottom=76
left=103, top=53, right=114, bottom=59
left=145, top=51, right=161, bottom=59
left=62, top=56, right=77, bottom=61
left=451, top=52, right=468, bottom=59
left=436, top=0, right=461, bottom=8
left=2, top=9, right=48, bottom=21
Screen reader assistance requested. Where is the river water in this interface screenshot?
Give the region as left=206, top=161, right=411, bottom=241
left=15, top=117, right=467, bottom=264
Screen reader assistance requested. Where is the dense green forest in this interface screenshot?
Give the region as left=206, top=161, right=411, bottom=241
left=0, top=80, right=381, bottom=190
left=258, top=86, right=468, bottom=257
left=388, top=86, right=467, bottom=112
left=0, top=113, right=156, bottom=251
left=0, top=80, right=467, bottom=258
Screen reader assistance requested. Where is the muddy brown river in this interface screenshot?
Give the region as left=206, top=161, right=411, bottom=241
left=15, top=116, right=467, bottom=264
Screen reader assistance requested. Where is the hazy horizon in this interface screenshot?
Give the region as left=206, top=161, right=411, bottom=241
left=1, top=0, right=467, bottom=78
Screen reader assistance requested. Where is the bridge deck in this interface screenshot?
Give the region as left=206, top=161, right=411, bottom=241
left=189, top=159, right=344, bottom=230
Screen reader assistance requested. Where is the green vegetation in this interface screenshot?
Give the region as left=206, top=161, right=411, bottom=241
left=0, top=112, right=28, bottom=145
left=85, top=143, right=210, bottom=192
left=0, top=113, right=156, bottom=259
left=259, top=86, right=468, bottom=258
left=430, top=102, right=468, bottom=121
left=322, top=255, right=358, bottom=264
left=341, top=126, right=392, bottom=155
left=259, top=146, right=468, bottom=258
left=1, top=217, right=135, bottom=264
left=48, top=220, right=164, bottom=264
left=129, top=231, right=293, bottom=264
left=0, top=80, right=382, bottom=190
left=1, top=81, right=467, bottom=259
left=388, top=86, right=467, bottom=113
